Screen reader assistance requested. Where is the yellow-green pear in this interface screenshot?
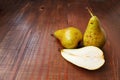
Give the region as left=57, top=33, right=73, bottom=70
left=83, top=8, right=106, bottom=48
left=54, top=27, right=82, bottom=49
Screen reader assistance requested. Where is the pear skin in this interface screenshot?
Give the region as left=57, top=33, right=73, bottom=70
left=54, top=29, right=65, bottom=40
left=83, top=8, right=106, bottom=48
left=54, top=27, right=82, bottom=49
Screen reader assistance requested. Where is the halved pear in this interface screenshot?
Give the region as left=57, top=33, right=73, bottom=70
left=61, top=46, right=105, bottom=70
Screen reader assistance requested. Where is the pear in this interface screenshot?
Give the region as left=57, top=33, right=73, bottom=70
left=54, top=27, right=82, bottom=49
left=83, top=8, right=106, bottom=48
left=61, top=46, right=105, bottom=70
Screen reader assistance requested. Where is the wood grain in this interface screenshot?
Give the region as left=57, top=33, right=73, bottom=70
left=0, top=0, right=120, bottom=80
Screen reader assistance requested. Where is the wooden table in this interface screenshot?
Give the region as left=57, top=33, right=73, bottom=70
left=0, top=0, right=120, bottom=80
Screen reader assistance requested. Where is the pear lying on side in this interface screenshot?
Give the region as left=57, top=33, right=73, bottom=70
left=54, top=27, right=82, bottom=49
left=61, top=46, right=105, bottom=70
left=83, top=8, right=106, bottom=48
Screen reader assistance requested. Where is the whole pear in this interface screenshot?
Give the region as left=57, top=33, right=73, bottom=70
left=83, top=8, right=106, bottom=48
left=54, top=27, right=82, bottom=49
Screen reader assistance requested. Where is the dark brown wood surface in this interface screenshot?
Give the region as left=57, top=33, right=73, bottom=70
left=0, top=0, right=120, bottom=80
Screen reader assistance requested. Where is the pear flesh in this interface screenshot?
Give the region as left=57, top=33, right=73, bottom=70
left=61, top=46, right=105, bottom=70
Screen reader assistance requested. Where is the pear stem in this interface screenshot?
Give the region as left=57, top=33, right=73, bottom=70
left=86, top=7, right=94, bottom=17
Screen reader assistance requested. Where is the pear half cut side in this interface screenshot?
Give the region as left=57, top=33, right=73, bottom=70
left=61, top=46, right=105, bottom=70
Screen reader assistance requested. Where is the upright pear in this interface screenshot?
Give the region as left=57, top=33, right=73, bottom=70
left=83, top=8, right=106, bottom=48
left=54, top=27, right=82, bottom=49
